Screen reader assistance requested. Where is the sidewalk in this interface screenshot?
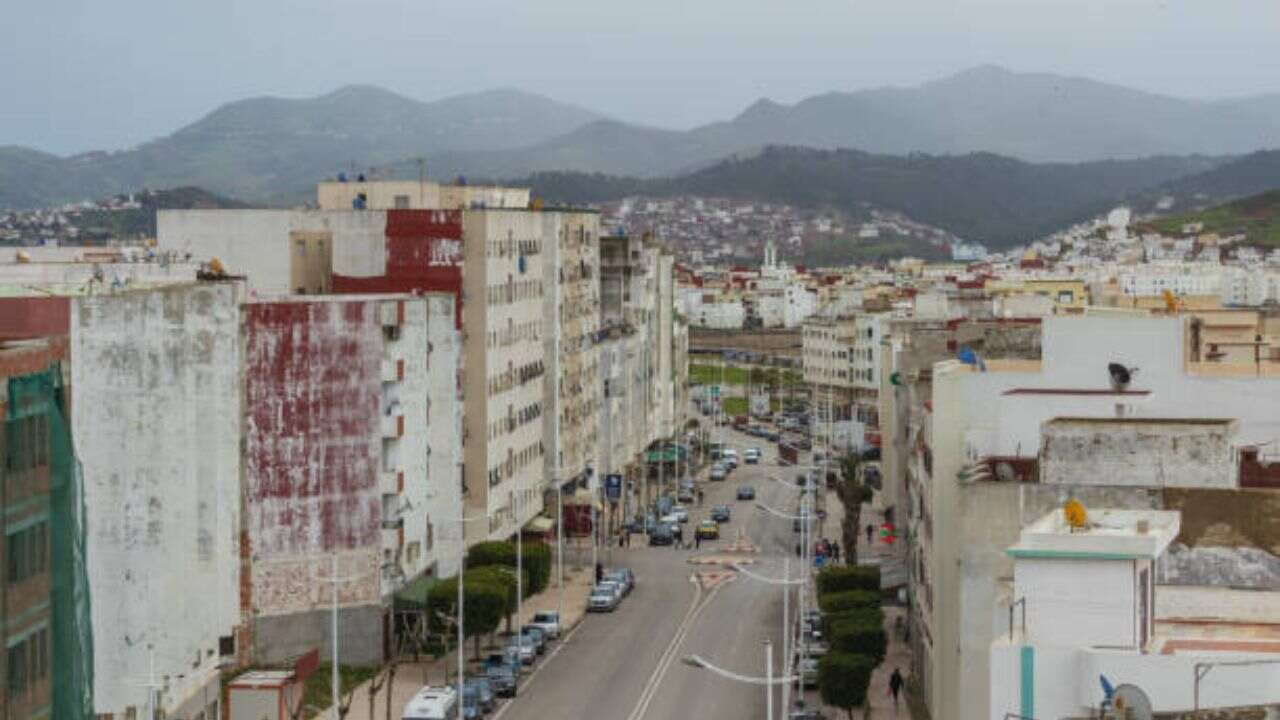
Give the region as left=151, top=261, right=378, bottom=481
left=806, top=475, right=914, bottom=719
left=311, top=565, right=594, bottom=720
left=811, top=605, right=914, bottom=719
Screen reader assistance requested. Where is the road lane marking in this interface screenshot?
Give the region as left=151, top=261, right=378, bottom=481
left=625, top=582, right=723, bottom=720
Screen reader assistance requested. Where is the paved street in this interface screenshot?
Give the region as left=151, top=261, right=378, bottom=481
left=499, top=426, right=823, bottom=720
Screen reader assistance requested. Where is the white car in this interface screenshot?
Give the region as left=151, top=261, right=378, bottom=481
left=529, top=611, right=561, bottom=639
left=744, top=447, right=762, bottom=464
left=670, top=506, right=689, bottom=523
left=402, top=686, right=457, bottom=720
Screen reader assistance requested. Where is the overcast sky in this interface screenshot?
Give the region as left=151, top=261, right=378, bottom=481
left=4, top=0, right=1279, bottom=155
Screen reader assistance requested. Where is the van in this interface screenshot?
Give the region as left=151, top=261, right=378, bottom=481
left=402, top=686, right=458, bottom=720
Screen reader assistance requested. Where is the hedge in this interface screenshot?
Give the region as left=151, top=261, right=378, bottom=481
left=822, top=605, right=884, bottom=637
left=828, top=613, right=887, bottom=663
left=818, top=652, right=877, bottom=720
left=815, top=565, right=880, bottom=595
left=816, top=589, right=880, bottom=615
left=466, top=540, right=552, bottom=596
left=425, top=573, right=506, bottom=642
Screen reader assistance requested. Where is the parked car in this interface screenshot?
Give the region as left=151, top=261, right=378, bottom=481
left=744, top=447, right=761, bottom=464
left=709, top=464, right=728, bottom=481
left=677, top=487, right=695, bottom=504
left=403, top=686, right=458, bottom=720
left=736, top=485, right=756, bottom=501
left=788, top=705, right=826, bottom=720
left=465, top=676, right=496, bottom=713
left=793, top=656, right=820, bottom=688
left=461, top=686, right=484, bottom=719
left=695, top=519, right=720, bottom=540
left=529, top=611, right=561, bottom=639
left=485, top=649, right=520, bottom=673
left=588, top=584, right=621, bottom=612
left=764, top=431, right=780, bottom=442
left=485, top=663, right=518, bottom=698
left=710, top=504, right=731, bottom=523
left=505, top=635, right=536, bottom=664
left=520, top=625, right=547, bottom=654
left=604, top=567, right=635, bottom=595
left=671, top=506, right=689, bottom=523
left=723, top=455, right=739, bottom=470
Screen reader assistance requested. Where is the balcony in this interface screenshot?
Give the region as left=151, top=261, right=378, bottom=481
left=382, top=413, right=404, bottom=439
left=381, top=470, right=405, bottom=495
left=382, top=358, right=405, bottom=383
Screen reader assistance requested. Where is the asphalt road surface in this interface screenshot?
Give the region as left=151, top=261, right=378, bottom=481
left=497, top=425, right=824, bottom=720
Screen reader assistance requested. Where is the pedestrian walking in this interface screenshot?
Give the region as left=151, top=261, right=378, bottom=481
left=889, top=667, right=904, bottom=712
left=831, top=540, right=841, bottom=563
left=865, top=523, right=874, bottom=545
left=695, top=533, right=702, bottom=549
left=595, top=562, right=603, bottom=584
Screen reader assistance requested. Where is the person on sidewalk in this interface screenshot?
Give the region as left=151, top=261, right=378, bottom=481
left=595, top=562, right=603, bottom=585
left=866, top=523, right=874, bottom=545
left=695, top=533, right=702, bottom=549
left=831, top=540, right=841, bottom=564
left=889, top=667, right=904, bottom=712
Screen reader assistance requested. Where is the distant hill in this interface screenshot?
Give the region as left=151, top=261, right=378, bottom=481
left=517, top=147, right=1222, bottom=248
left=5, top=67, right=1280, bottom=210
left=422, top=66, right=1280, bottom=181
left=0, top=86, right=602, bottom=209
left=1145, top=189, right=1280, bottom=248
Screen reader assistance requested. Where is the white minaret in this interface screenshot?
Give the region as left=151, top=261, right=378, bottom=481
left=763, top=239, right=777, bottom=269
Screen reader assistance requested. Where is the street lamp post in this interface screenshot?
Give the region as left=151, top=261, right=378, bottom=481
left=683, top=639, right=796, bottom=720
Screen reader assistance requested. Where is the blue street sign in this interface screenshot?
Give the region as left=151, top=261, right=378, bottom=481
left=605, top=474, right=623, bottom=503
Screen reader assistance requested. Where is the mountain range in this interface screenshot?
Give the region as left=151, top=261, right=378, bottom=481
left=2, top=66, right=1279, bottom=238
left=514, top=148, right=1280, bottom=248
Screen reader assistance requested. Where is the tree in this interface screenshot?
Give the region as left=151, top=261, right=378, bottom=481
left=828, top=613, right=887, bottom=663
left=466, top=540, right=552, bottom=596
left=816, top=589, right=880, bottom=615
left=818, top=652, right=877, bottom=720
left=836, top=453, right=874, bottom=559
left=426, top=573, right=507, bottom=660
left=816, top=565, right=881, bottom=595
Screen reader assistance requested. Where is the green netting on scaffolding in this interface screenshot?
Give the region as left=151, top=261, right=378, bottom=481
left=5, top=365, right=94, bottom=719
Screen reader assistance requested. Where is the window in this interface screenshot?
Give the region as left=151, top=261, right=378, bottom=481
left=7, top=521, right=48, bottom=583
left=394, top=195, right=410, bottom=209
left=6, top=627, right=49, bottom=697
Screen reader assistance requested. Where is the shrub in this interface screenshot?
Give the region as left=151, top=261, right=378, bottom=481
left=828, top=614, right=887, bottom=663
left=466, top=540, right=552, bottom=596
left=822, top=605, right=884, bottom=637
left=817, top=590, right=880, bottom=615
left=816, top=565, right=880, bottom=595
left=818, top=652, right=877, bottom=720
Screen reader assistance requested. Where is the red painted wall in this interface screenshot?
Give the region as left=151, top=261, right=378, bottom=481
left=242, top=300, right=384, bottom=615
left=0, top=297, right=71, bottom=340
left=333, top=210, right=464, bottom=327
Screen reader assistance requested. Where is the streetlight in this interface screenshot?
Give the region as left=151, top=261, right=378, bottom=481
left=683, top=639, right=798, bottom=720
left=441, top=511, right=494, bottom=709
left=730, top=558, right=802, bottom=714
left=315, top=556, right=377, bottom=719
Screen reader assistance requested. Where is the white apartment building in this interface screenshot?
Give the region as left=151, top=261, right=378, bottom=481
left=920, top=315, right=1280, bottom=720
left=542, top=211, right=602, bottom=499
left=462, top=210, right=553, bottom=543
left=1118, top=265, right=1222, bottom=297
left=990, top=509, right=1280, bottom=719
left=316, top=179, right=529, bottom=211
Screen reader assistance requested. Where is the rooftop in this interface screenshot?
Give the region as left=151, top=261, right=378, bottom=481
left=1006, top=508, right=1181, bottom=560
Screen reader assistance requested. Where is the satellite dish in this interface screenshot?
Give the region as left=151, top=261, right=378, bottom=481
left=1108, top=363, right=1136, bottom=391
left=1111, top=684, right=1153, bottom=720
left=1064, top=499, right=1088, bottom=530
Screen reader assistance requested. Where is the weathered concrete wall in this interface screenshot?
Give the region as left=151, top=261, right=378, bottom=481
left=1158, top=487, right=1280, bottom=588
left=422, top=294, right=463, bottom=578
left=0, top=297, right=69, bottom=340
left=689, top=327, right=801, bottom=358
left=157, top=210, right=389, bottom=294
left=72, top=283, right=242, bottom=715
left=242, top=298, right=383, bottom=663
left=1041, top=418, right=1238, bottom=489
left=250, top=604, right=385, bottom=669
